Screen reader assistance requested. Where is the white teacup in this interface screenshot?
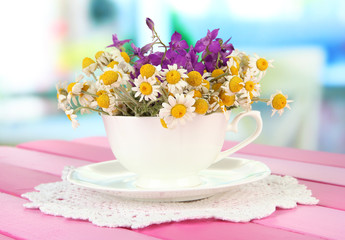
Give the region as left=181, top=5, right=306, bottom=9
left=102, top=111, right=262, bottom=189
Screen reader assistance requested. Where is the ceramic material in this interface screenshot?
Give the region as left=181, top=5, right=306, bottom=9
left=67, top=157, right=270, bottom=202
left=102, top=111, right=262, bottom=189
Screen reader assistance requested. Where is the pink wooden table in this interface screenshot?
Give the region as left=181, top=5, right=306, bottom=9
left=1, top=137, right=345, bottom=240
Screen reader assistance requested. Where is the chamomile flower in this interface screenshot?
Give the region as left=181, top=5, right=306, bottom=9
left=96, top=51, right=113, bottom=67
left=226, top=49, right=243, bottom=75
left=223, top=75, right=245, bottom=95
left=160, top=64, right=188, bottom=94
left=193, top=98, right=209, bottom=115
left=65, top=109, right=79, bottom=129
left=159, top=93, right=195, bottom=128
left=132, top=75, right=160, bottom=102
left=238, top=92, right=252, bottom=112
left=186, top=71, right=203, bottom=88
left=90, top=92, right=117, bottom=115
left=249, top=54, right=273, bottom=78
left=99, top=66, right=126, bottom=89
left=219, top=91, right=239, bottom=108
left=82, top=57, right=98, bottom=77
left=66, top=75, right=86, bottom=105
left=56, top=81, right=68, bottom=110
left=78, top=81, right=97, bottom=114
left=185, top=71, right=210, bottom=93
left=207, top=95, right=227, bottom=117
left=267, top=90, right=293, bottom=116
left=140, top=64, right=159, bottom=78
left=242, top=71, right=261, bottom=99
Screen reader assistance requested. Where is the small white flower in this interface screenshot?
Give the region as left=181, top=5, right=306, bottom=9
left=242, top=71, right=261, bottom=99
left=267, top=90, right=293, bottom=117
left=238, top=92, right=252, bottom=112
left=56, top=81, right=69, bottom=111
left=132, top=75, right=160, bottom=102
left=159, top=93, right=195, bottom=128
left=65, top=109, right=79, bottom=129
left=160, top=64, right=188, bottom=94
left=96, top=51, right=112, bottom=67
left=99, top=66, right=127, bottom=89
left=82, top=58, right=98, bottom=77
left=248, top=53, right=273, bottom=78
left=207, top=95, right=228, bottom=119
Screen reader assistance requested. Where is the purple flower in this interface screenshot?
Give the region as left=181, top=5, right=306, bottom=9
left=194, top=29, right=219, bottom=53
left=169, top=31, right=189, bottom=50
left=146, top=18, right=155, bottom=31
left=107, top=34, right=131, bottom=49
left=131, top=42, right=152, bottom=58
left=185, top=45, right=205, bottom=74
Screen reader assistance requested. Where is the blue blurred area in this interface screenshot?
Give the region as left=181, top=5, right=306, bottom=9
left=0, top=0, right=344, bottom=153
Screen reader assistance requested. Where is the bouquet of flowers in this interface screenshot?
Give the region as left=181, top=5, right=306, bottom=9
left=56, top=18, right=292, bottom=129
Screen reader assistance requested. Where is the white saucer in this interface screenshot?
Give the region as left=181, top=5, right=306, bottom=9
left=67, top=157, right=271, bottom=202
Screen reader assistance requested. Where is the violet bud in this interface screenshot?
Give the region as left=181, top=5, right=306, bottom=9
left=146, top=18, right=155, bottom=31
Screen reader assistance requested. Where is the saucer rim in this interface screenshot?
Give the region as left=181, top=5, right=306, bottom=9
left=67, top=157, right=271, bottom=194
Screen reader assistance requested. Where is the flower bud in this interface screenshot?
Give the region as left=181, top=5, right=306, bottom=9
left=146, top=18, right=155, bottom=31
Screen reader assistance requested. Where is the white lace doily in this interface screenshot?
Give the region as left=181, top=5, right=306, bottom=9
left=22, top=167, right=318, bottom=229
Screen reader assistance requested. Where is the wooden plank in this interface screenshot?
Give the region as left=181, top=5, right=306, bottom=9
left=135, top=219, right=324, bottom=240
left=0, top=193, right=158, bottom=240
left=254, top=205, right=345, bottom=240
left=0, top=147, right=91, bottom=176
left=0, top=234, right=14, bottom=240
left=0, top=162, right=60, bottom=196
left=233, top=152, right=345, bottom=187
left=16, top=140, right=115, bottom=162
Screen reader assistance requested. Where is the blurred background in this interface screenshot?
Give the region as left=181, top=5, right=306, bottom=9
left=0, top=0, right=344, bottom=153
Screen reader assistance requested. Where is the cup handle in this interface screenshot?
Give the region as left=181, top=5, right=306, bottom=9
left=214, top=110, right=263, bottom=163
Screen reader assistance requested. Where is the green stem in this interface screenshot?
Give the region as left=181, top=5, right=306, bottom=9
left=81, top=90, right=98, bottom=98
left=118, top=86, right=139, bottom=106
left=212, top=72, right=230, bottom=81
left=75, top=106, right=108, bottom=115
left=251, top=97, right=270, bottom=102
left=160, top=88, right=169, bottom=102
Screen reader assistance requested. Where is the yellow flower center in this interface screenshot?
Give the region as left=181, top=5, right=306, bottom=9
left=272, top=94, right=287, bottom=110
left=95, top=51, right=104, bottom=60
left=193, top=90, right=202, bottom=98
left=57, top=93, right=60, bottom=99
left=256, top=58, right=268, bottom=71
left=229, top=76, right=244, bottom=93
left=211, top=69, right=225, bottom=78
left=67, top=82, right=76, bottom=93
left=212, top=82, right=223, bottom=91
left=166, top=70, right=181, bottom=84
left=97, top=94, right=110, bottom=108
left=100, top=71, right=120, bottom=85
left=160, top=118, right=168, bottom=128
left=202, top=79, right=210, bottom=90
left=230, top=66, right=238, bottom=75
left=220, top=91, right=236, bottom=107
left=194, top=98, right=208, bottom=114
left=107, top=61, right=119, bottom=68
left=245, top=81, right=255, bottom=92
left=67, top=114, right=72, bottom=121
left=187, top=71, right=202, bottom=87
left=139, top=82, right=153, bottom=95
left=82, top=57, right=95, bottom=69
left=171, top=104, right=187, bottom=118
left=120, top=52, right=130, bottom=63
left=96, top=90, right=107, bottom=96
left=140, top=64, right=156, bottom=78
